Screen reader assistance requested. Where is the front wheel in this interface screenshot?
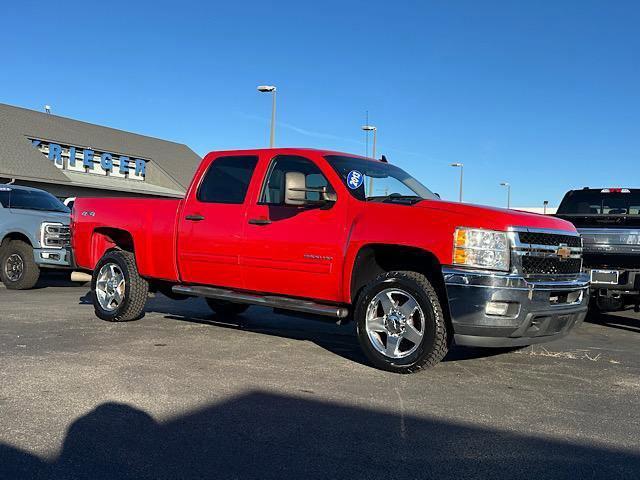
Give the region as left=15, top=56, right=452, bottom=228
left=355, top=271, right=449, bottom=373
left=92, top=250, right=149, bottom=322
left=0, top=240, right=40, bottom=290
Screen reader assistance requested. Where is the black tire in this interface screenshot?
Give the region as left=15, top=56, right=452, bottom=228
left=355, top=271, right=449, bottom=373
left=0, top=240, right=40, bottom=290
left=205, top=299, right=250, bottom=316
left=92, top=250, right=149, bottom=322
left=594, top=295, right=625, bottom=312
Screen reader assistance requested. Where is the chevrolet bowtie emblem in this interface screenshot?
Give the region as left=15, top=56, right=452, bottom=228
left=556, top=245, right=571, bottom=260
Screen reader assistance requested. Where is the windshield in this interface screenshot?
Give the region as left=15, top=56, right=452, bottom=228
left=324, top=155, right=438, bottom=203
left=558, top=190, right=640, bottom=216
left=8, top=189, right=70, bottom=213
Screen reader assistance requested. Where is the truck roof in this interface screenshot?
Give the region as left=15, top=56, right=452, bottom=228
left=203, top=148, right=380, bottom=162
left=570, top=188, right=640, bottom=193
left=0, top=184, right=49, bottom=193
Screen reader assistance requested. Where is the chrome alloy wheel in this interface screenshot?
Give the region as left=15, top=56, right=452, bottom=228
left=365, top=288, right=425, bottom=359
left=95, top=263, right=126, bottom=312
left=4, top=254, right=24, bottom=282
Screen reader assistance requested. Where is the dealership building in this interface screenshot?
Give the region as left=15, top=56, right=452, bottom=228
left=0, top=103, right=201, bottom=200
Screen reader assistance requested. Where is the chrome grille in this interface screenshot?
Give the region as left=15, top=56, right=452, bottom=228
left=513, top=229, right=583, bottom=276
left=521, top=257, right=583, bottom=275
left=518, top=231, right=582, bottom=248
left=43, top=225, right=71, bottom=248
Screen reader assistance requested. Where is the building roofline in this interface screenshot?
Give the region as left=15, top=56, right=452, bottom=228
left=0, top=103, right=193, bottom=150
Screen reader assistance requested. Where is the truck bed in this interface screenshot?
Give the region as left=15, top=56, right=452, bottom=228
left=72, top=197, right=183, bottom=281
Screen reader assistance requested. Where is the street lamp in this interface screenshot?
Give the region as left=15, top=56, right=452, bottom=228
left=500, top=182, right=511, bottom=209
left=361, top=125, right=377, bottom=159
left=362, top=125, right=377, bottom=196
left=543, top=200, right=549, bottom=215
left=450, top=163, right=464, bottom=202
left=257, top=85, right=277, bottom=147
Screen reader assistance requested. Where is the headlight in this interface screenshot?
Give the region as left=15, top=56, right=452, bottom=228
left=40, top=222, right=69, bottom=249
left=453, top=227, right=510, bottom=271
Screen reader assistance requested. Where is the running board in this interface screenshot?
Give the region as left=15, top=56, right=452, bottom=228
left=172, top=285, right=349, bottom=319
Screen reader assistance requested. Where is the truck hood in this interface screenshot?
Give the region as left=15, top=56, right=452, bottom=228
left=415, top=200, right=576, bottom=232
left=10, top=208, right=71, bottom=225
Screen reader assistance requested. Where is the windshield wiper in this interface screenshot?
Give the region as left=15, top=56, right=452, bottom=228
left=367, top=194, right=423, bottom=204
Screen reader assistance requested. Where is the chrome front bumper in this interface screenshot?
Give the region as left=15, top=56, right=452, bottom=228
left=443, top=267, right=590, bottom=347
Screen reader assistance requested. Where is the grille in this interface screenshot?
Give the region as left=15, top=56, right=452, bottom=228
left=583, top=253, right=640, bottom=269
left=521, top=256, right=582, bottom=275
left=44, top=225, right=71, bottom=248
left=518, top=232, right=582, bottom=248
left=59, top=226, right=71, bottom=248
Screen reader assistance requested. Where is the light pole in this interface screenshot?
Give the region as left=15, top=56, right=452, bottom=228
left=500, top=182, right=511, bottom=209
left=362, top=125, right=377, bottom=159
left=543, top=200, right=549, bottom=215
left=450, top=163, right=464, bottom=202
left=257, top=85, right=277, bottom=147
left=362, top=125, right=377, bottom=196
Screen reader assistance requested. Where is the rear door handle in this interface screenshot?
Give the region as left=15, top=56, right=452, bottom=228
left=248, top=218, right=272, bottom=225
left=185, top=214, right=205, bottom=222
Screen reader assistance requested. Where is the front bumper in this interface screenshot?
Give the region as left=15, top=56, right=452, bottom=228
left=586, top=268, right=640, bottom=295
left=34, top=247, right=74, bottom=269
left=443, top=267, right=590, bottom=348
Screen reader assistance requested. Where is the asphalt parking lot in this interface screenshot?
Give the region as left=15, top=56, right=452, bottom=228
left=1, top=273, right=639, bottom=479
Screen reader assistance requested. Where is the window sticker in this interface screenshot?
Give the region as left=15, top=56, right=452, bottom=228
left=347, top=170, right=364, bottom=190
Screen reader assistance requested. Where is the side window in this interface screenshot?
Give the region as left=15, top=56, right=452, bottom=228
left=0, top=188, right=10, bottom=208
left=197, top=156, right=258, bottom=204
left=260, top=155, right=334, bottom=205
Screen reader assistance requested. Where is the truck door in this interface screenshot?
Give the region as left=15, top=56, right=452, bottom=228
left=177, top=154, right=259, bottom=288
left=242, top=153, right=349, bottom=301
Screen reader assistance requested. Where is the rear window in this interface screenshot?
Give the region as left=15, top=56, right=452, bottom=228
left=197, top=156, right=258, bottom=204
left=558, top=190, right=640, bottom=215
left=7, top=189, right=70, bottom=213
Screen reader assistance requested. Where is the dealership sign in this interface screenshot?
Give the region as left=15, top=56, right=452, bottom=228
left=30, top=138, right=147, bottom=181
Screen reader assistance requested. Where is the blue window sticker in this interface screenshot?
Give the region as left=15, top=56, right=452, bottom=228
left=347, top=170, right=364, bottom=190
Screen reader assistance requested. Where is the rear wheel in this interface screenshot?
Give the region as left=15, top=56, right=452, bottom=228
left=206, top=299, right=249, bottom=317
left=92, top=250, right=149, bottom=322
left=0, top=240, right=40, bottom=290
left=355, top=271, right=449, bottom=373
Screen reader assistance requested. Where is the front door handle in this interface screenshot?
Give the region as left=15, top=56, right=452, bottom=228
left=185, top=214, right=205, bottom=222
left=248, top=218, right=272, bottom=225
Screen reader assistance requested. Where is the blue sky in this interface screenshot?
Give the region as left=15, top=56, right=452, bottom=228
left=1, top=0, right=638, bottom=207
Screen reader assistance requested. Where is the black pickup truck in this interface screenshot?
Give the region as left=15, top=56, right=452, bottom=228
left=556, top=188, right=640, bottom=312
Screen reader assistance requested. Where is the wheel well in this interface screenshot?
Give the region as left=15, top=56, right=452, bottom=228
left=350, top=244, right=452, bottom=335
left=93, top=228, right=135, bottom=252
left=1, top=232, right=32, bottom=250
left=350, top=244, right=447, bottom=303
left=90, top=228, right=135, bottom=268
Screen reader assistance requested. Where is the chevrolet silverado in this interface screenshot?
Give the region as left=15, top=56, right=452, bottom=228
left=72, top=149, right=589, bottom=373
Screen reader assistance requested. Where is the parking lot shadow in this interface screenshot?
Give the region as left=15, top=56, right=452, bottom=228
left=0, top=391, right=637, bottom=479
left=586, top=310, right=640, bottom=334
left=143, top=295, right=508, bottom=368
left=31, top=271, right=87, bottom=290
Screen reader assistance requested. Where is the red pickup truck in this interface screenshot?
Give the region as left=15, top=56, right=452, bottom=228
left=72, top=148, right=589, bottom=373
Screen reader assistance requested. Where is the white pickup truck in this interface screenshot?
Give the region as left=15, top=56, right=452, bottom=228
left=0, top=185, right=72, bottom=289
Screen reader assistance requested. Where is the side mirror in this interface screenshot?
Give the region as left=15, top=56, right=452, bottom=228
left=284, top=172, right=335, bottom=206
left=434, top=192, right=441, bottom=199
left=284, top=172, right=308, bottom=206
